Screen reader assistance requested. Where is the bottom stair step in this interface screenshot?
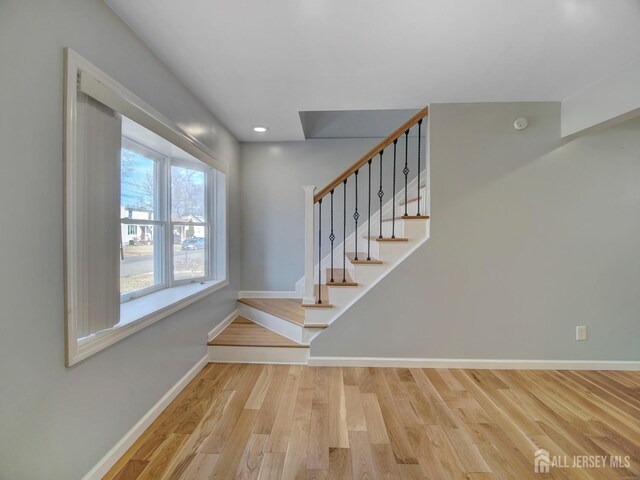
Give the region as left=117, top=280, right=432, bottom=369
left=208, top=316, right=307, bottom=348
left=208, top=317, right=309, bottom=364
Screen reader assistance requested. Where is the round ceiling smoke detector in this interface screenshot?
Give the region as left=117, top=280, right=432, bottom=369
left=514, top=118, right=528, bottom=130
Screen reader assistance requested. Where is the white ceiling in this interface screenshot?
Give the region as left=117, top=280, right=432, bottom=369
left=105, top=0, right=640, bottom=142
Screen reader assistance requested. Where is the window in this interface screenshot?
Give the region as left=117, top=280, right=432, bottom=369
left=64, top=49, right=228, bottom=366
left=171, top=164, right=209, bottom=282
left=120, top=140, right=162, bottom=299
left=119, top=136, right=217, bottom=301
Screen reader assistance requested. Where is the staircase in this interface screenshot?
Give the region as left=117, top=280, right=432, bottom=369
left=209, top=107, right=430, bottom=364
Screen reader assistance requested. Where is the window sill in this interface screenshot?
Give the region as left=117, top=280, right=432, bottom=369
left=73, top=279, right=227, bottom=365
left=119, top=280, right=225, bottom=327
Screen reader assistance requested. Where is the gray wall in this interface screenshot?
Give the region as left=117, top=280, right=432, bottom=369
left=240, top=139, right=373, bottom=291
left=312, top=103, right=640, bottom=361
left=0, top=1, right=240, bottom=479
left=240, top=138, right=424, bottom=291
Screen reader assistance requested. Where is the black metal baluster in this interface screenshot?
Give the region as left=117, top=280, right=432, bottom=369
left=417, top=119, right=423, bottom=216
left=317, top=199, right=322, bottom=304
left=342, top=179, right=347, bottom=282
left=378, top=151, right=384, bottom=239
left=367, top=159, right=372, bottom=260
left=403, top=130, right=409, bottom=217
left=392, top=139, right=397, bottom=238
left=353, top=170, right=359, bottom=261
left=329, top=190, right=335, bottom=283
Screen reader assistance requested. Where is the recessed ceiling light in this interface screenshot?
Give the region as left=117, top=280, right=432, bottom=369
left=253, top=126, right=268, bottom=133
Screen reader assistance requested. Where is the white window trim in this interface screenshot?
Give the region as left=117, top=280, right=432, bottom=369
left=64, top=48, right=229, bottom=367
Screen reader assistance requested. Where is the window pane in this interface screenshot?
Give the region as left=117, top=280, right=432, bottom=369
left=121, top=147, right=157, bottom=221
left=171, top=165, right=206, bottom=221
left=120, top=224, right=161, bottom=296
left=173, top=228, right=208, bottom=281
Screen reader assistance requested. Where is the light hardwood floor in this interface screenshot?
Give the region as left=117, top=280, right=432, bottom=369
left=104, top=365, right=640, bottom=479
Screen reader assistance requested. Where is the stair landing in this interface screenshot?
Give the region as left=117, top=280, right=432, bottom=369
left=208, top=316, right=306, bottom=348
left=238, top=297, right=305, bottom=326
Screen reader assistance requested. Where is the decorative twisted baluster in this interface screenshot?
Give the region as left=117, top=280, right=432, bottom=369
left=367, top=159, right=372, bottom=261
left=353, top=170, right=359, bottom=261
left=403, top=129, right=409, bottom=217
left=378, top=151, right=384, bottom=239
left=329, top=189, right=335, bottom=283
left=342, top=179, right=347, bottom=282
left=392, top=139, right=397, bottom=238
left=317, top=199, right=322, bottom=304
left=417, top=119, right=422, bottom=216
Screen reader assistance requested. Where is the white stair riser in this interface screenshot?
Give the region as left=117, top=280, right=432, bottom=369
left=238, top=303, right=306, bottom=344
left=351, top=263, right=388, bottom=285
left=326, top=285, right=360, bottom=306
left=401, top=220, right=429, bottom=239
left=381, top=221, right=404, bottom=238
left=303, top=307, right=333, bottom=326
left=208, top=345, right=309, bottom=364
left=355, top=237, right=380, bottom=260
left=377, top=241, right=417, bottom=263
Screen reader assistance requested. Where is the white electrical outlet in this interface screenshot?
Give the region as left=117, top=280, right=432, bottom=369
left=576, top=325, right=587, bottom=341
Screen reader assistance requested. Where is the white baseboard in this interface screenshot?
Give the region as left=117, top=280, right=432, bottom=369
left=81, top=355, right=208, bottom=480
left=238, top=291, right=298, bottom=299
left=308, top=356, right=640, bottom=371
left=208, top=309, right=239, bottom=341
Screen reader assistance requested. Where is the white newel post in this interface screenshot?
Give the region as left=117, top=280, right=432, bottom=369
left=302, top=185, right=316, bottom=305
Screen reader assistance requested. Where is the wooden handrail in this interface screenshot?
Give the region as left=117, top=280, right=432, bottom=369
left=313, top=106, right=429, bottom=203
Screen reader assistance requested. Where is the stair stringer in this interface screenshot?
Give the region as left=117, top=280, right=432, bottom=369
left=304, top=218, right=430, bottom=342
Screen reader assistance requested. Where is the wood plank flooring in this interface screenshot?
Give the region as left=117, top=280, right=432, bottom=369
left=104, top=366, right=640, bottom=480
left=208, top=317, right=307, bottom=348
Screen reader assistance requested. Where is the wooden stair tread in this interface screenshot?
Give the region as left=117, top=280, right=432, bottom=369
left=381, top=215, right=430, bottom=222
left=346, top=253, right=383, bottom=265
left=301, top=302, right=334, bottom=309
left=310, top=293, right=333, bottom=307
left=362, top=236, right=409, bottom=242
left=238, top=297, right=305, bottom=326
left=208, top=317, right=308, bottom=348
left=325, top=268, right=357, bottom=286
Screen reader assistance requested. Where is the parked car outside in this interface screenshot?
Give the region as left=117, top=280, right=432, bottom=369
left=181, top=237, right=205, bottom=251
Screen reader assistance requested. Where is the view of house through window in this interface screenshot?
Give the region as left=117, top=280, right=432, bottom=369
left=171, top=165, right=207, bottom=281
left=120, top=146, right=160, bottom=297
left=119, top=118, right=215, bottom=301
